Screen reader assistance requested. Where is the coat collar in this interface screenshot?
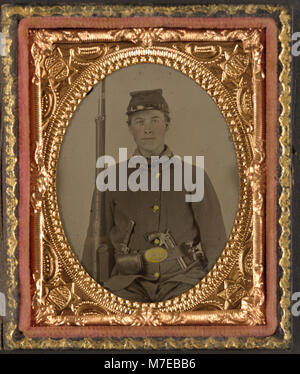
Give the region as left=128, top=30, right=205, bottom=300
left=133, top=144, right=173, bottom=159
left=131, top=145, right=177, bottom=174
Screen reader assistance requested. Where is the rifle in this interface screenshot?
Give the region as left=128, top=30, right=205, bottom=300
left=82, top=80, right=108, bottom=281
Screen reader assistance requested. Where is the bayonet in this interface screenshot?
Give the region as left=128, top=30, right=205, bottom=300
left=120, top=220, right=135, bottom=255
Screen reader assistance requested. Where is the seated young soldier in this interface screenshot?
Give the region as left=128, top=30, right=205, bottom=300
left=82, top=89, right=227, bottom=302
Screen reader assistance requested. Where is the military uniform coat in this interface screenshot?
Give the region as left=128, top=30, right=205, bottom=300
left=82, top=146, right=227, bottom=302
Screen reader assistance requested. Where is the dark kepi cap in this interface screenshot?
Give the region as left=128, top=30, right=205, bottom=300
left=126, top=89, right=170, bottom=118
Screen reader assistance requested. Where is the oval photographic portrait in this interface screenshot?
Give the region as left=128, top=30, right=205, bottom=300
left=56, top=63, right=239, bottom=303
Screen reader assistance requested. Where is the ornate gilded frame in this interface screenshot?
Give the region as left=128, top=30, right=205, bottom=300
left=1, top=4, right=291, bottom=350
left=23, top=18, right=275, bottom=332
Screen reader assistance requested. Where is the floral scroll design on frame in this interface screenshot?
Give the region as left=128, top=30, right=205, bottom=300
left=29, top=27, right=265, bottom=326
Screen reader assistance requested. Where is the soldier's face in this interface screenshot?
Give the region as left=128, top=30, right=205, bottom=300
left=128, top=109, right=168, bottom=157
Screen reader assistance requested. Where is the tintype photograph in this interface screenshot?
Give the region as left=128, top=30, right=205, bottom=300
left=57, top=64, right=239, bottom=303
left=18, top=17, right=277, bottom=336
left=0, top=2, right=295, bottom=352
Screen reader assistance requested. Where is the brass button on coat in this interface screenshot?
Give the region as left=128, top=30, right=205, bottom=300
left=152, top=204, right=159, bottom=213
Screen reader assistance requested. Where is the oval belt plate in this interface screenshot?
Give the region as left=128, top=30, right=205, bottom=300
left=144, top=247, right=168, bottom=263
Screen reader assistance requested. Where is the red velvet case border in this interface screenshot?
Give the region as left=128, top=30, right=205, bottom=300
left=18, top=16, right=278, bottom=339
